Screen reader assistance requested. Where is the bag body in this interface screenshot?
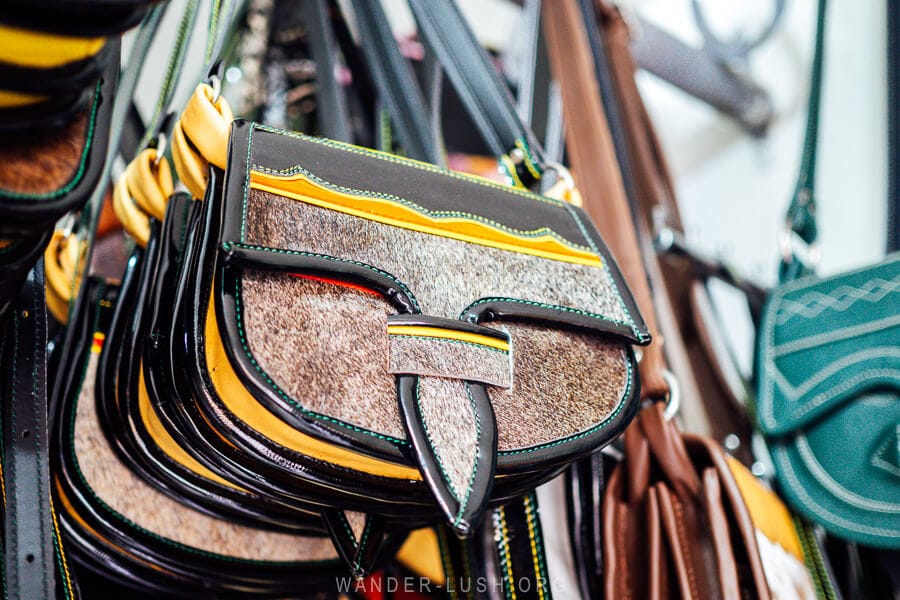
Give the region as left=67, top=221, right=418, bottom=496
left=756, top=254, right=900, bottom=548
left=178, top=118, right=649, bottom=535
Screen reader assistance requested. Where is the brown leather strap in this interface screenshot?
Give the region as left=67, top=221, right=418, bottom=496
left=596, top=1, right=755, bottom=447
left=542, top=0, right=668, bottom=400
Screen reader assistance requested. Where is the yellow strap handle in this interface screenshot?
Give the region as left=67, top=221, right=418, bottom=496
left=45, top=230, right=85, bottom=325
left=113, top=147, right=174, bottom=247
left=126, top=148, right=174, bottom=220
left=172, top=83, right=234, bottom=198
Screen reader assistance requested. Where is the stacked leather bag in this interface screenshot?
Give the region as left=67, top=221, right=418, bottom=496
left=1, top=0, right=895, bottom=598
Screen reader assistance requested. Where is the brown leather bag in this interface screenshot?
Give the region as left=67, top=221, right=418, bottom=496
left=602, top=403, right=772, bottom=599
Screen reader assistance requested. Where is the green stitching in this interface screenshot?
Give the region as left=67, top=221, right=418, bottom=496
left=392, top=334, right=507, bottom=354
left=240, top=123, right=255, bottom=238
left=453, top=383, right=481, bottom=528
left=351, top=517, right=374, bottom=572
left=435, top=527, right=459, bottom=600
left=248, top=162, right=595, bottom=254
left=497, top=356, right=633, bottom=456
left=338, top=512, right=357, bottom=549
left=250, top=123, right=567, bottom=208
left=231, top=273, right=410, bottom=447
left=559, top=202, right=643, bottom=340
left=524, top=493, right=550, bottom=598
left=1, top=81, right=101, bottom=201
left=494, top=508, right=515, bottom=600
left=415, top=378, right=460, bottom=501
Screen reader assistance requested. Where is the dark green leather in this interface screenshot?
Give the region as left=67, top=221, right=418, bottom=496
left=756, top=253, right=900, bottom=548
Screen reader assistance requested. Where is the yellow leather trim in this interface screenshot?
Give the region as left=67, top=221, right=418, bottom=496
left=49, top=497, right=75, bottom=599
left=126, top=148, right=173, bottom=220
left=726, top=456, right=804, bottom=561
left=204, top=293, right=422, bottom=480
left=181, top=83, right=233, bottom=169
left=250, top=170, right=601, bottom=268
left=113, top=174, right=151, bottom=246
left=137, top=365, right=243, bottom=491
left=90, top=332, right=105, bottom=355
left=0, top=25, right=104, bottom=68
left=387, top=325, right=509, bottom=351
left=396, top=528, right=446, bottom=585
left=0, top=89, right=48, bottom=108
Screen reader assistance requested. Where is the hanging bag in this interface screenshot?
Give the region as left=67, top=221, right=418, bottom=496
left=755, top=0, right=900, bottom=550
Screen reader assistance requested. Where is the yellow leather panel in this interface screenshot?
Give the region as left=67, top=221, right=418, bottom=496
left=0, top=25, right=104, bottom=68
left=396, top=528, right=446, bottom=585
left=137, top=365, right=242, bottom=491
left=727, top=456, right=804, bottom=561
left=249, top=170, right=602, bottom=268
left=387, top=325, right=509, bottom=351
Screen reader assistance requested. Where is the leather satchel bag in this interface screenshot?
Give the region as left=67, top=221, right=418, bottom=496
left=755, top=0, right=900, bottom=550
left=137, top=0, right=650, bottom=579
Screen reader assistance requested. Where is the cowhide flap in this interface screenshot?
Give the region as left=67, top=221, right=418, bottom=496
left=212, top=121, right=649, bottom=531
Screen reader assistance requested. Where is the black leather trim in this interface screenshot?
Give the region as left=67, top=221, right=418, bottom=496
left=0, top=42, right=113, bottom=96
left=0, top=2, right=150, bottom=36
left=0, top=38, right=120, bottom=236
left=1, top=261, right=56, bottom=600
left=238, top=123, right=592, bottom=251
left=398, top=375, right=497, bottom=537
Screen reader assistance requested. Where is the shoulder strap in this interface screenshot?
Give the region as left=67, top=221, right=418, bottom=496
left=348, top=0, right=443, bottom=165
left=304, top=0, right=353, bottom=143
left=1, top=262, right=54, bottom=600
left=888, top=0, right=899, bottom=253
left=781, top=0, right=827, bottom=281
left=406, top=0, right=547, bottom=188
left=543, top=0, right=667, bottom=399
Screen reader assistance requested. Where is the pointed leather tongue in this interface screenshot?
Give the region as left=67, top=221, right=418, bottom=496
left=387, top=314, right=507, bottom=536
left=321, top=510, right=386, bottom=578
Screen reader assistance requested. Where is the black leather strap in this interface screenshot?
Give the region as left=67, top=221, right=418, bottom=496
left=1, top=261, right=56, bottom=600
left=406, top=0, right=546, bottom=187
left=304, top=0, right=353, bottom=143
left=348, top=0, right=443, bottom=165
left=566, top=453, right=608, bottom=600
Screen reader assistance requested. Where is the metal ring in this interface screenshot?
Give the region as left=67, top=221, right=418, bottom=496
left=209, top=74, right=222, bottom=104
left=661, top=370, right=681, bottom=422
left=543, top=161, right=575, bottom=190
left=154, top=131, right=167, bottom=166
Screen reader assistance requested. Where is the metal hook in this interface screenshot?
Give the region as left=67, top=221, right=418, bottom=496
left=661, top=370, right=681, bottom=422
left=210, top=74, right=222, bottom=105
left=154, top=131, right=167, bottom=166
